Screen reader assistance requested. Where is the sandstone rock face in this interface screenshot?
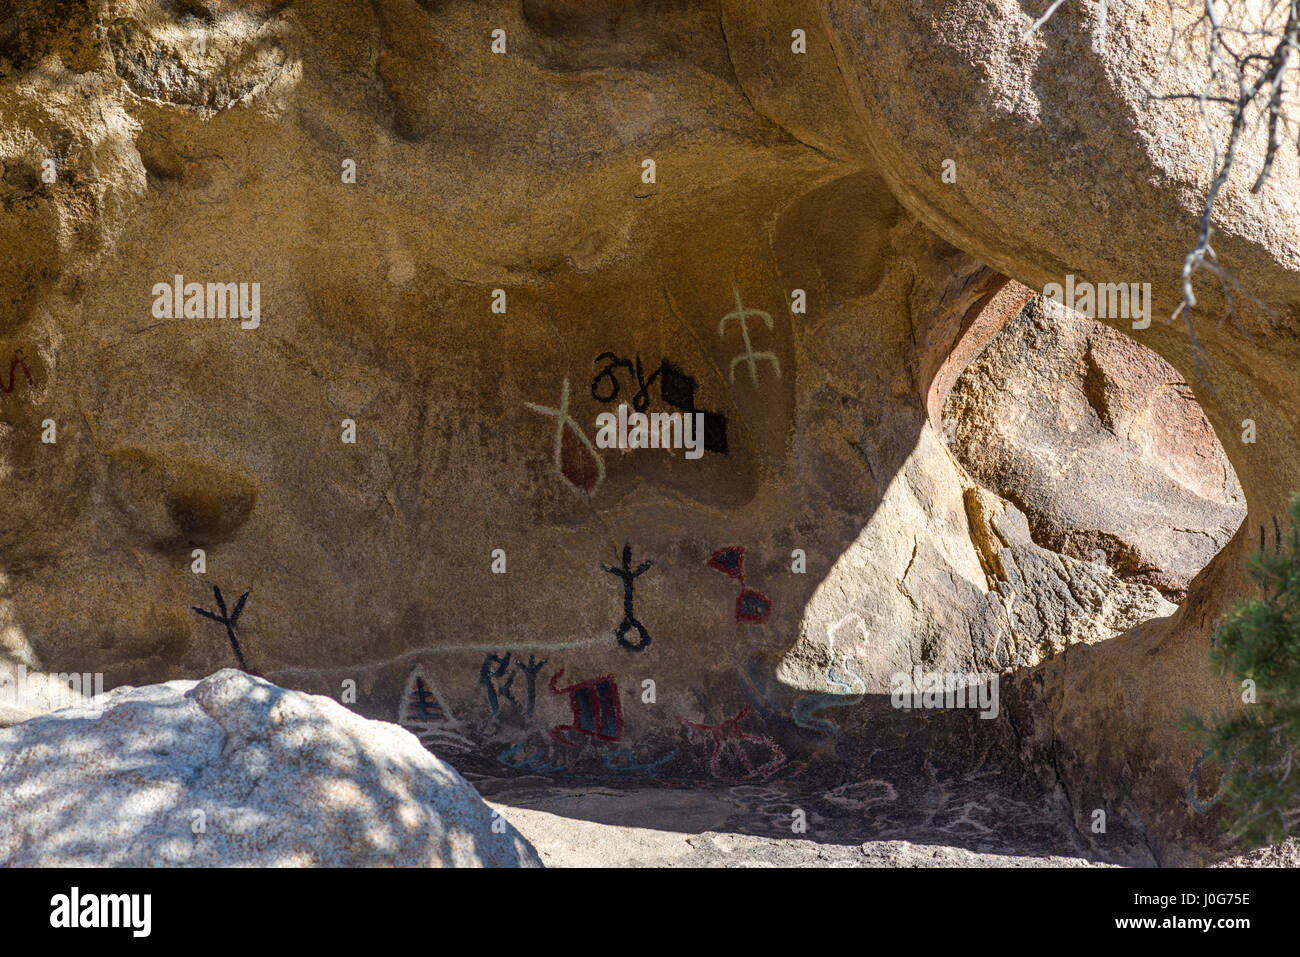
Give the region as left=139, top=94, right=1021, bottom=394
left=946, top=298, right=1246, bottom=602
left=1, top=0, right=1296, bottom=865
left=0, top=670, right=541, bottom=866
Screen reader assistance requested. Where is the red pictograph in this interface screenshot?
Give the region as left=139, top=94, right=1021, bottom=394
left=708, top=546, right=773, bottom=624
left=1, top=351, right=34, bottom=395
left=682, top=704, right=788, bottom=782
left=549, top=668, right=623, bottom=747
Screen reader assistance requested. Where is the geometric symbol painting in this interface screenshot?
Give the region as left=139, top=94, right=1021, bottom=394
left=399, top=668, right=475, bottom=756
left=708, top=546, right=773, bottom=624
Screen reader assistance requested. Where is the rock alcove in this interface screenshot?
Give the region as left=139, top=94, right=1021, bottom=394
left=1, top=0, right=1298, bottom=866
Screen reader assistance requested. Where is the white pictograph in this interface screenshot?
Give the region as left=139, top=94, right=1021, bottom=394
left=719, top=287, right=781, bottom=387
left=523, top=376, right=606, bottom=494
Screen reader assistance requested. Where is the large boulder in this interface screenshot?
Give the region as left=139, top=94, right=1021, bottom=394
left=946, top=298, right=1246, bottom=602
left=0, top=670, right=541, bottom=867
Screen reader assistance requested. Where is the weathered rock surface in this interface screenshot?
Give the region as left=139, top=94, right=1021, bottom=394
left=1, top=0, right=1297, bottom=866
left=946, top=298, right=1246, bottom=602
left=0, top=670, right=541, bottom=867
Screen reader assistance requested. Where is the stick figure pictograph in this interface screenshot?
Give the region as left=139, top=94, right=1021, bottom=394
left=191, top=584, right=255, bottom=674
left=602, top=543, right=653, bottom=652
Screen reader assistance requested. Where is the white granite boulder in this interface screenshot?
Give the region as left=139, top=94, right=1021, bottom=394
left=0, top=670, right=541, bottom=867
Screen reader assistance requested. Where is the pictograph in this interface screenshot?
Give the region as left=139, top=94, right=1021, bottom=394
left=708, top=545, right=773, bottom=624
